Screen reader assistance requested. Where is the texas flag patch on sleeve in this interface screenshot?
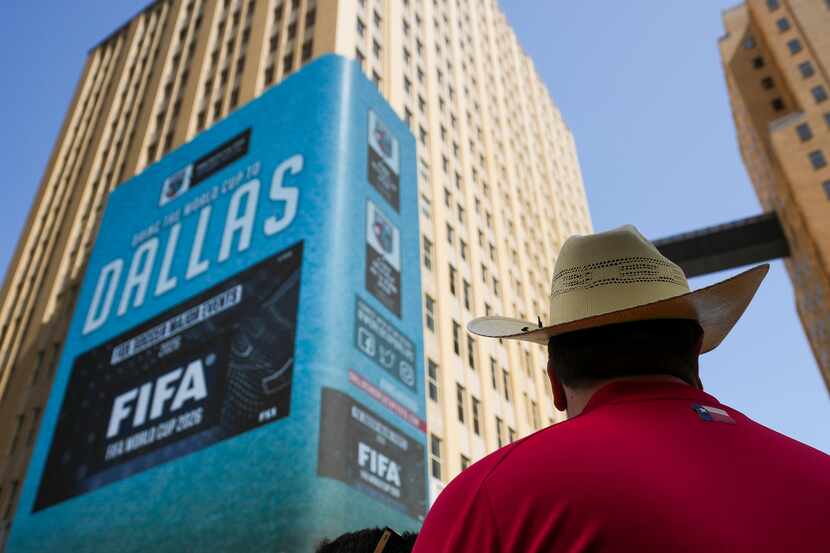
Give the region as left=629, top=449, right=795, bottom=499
left=691, top=404, right=736, bottom=425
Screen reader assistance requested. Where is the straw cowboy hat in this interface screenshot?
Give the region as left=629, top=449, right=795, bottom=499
left=467, top=225, right=768, bottom=352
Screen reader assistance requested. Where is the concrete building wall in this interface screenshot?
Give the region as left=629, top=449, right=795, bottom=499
left=0, top=0, right=591, bottom=545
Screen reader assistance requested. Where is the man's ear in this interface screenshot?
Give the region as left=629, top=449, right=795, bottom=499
left=547, top=354, right=567, bottom=412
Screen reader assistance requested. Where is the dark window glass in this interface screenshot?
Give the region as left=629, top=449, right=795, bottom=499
left=824, top=111, right=830, bottom=129
left=761, top=77, right=775, bottom=89
left=787, top=38, right=802, bottom=55
left=772, top=98, right=785, bottom=112
left=809, top=150, right=827, bottom=170
left=812, top=85, right=828, bottom=104
left=283, top=53, right=293, bottom=73
left=471, top=398, right=480, bottom=435
left=822, top=180, right=830, bottom=200
left=799, top=61, right=815, bottom=78
left=752, top=56, right=765, bottom=69
left=301, top=40, right=313, bottom=62
left=796, top=123, right=813, bottom=142
left=776, top=17, right=790, bottom=32
left=427, top=359, right=438, bottom=401
left=743, top=35, right=755, bottom=49
left=767, top=0, right=779, bottom=10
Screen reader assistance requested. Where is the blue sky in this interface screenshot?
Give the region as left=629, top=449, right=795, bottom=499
left=1, top=1, right=827, bottom=452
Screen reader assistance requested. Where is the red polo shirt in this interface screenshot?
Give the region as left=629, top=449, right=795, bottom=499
left=413, top=381, right=830, bottom=553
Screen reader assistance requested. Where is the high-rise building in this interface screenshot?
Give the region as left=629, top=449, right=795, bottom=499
left=719, top=0, right=830, bottom=390
left=0, top=0, right=591, bottom=544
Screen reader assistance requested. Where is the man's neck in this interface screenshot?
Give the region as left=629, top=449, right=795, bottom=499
left=566, top=375, right=690, bottom=418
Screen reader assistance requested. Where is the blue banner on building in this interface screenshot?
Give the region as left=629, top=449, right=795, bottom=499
left=8, top=55, right=424, bottom=553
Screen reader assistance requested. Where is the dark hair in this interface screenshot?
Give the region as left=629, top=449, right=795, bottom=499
left=548, top=319, right=703, bottom=389
left=315, top=528, right=418, bottom=553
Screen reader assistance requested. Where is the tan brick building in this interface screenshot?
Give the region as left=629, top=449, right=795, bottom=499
left=719, top=0, right=830, bottom=391
left=0, top=0, right=591, bottom=545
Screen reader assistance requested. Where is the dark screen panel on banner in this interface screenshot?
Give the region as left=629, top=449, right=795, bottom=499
left=35, top=243, right=301, bottom=511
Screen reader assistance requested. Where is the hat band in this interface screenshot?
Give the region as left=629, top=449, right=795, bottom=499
left=551, top=256, right=687, bottom=297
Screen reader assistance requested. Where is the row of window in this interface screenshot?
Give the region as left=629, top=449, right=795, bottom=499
left=428, top=413, right=518, bottom=480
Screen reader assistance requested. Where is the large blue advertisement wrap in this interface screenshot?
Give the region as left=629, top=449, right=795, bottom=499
left=8, top=55, right=425, bottom=553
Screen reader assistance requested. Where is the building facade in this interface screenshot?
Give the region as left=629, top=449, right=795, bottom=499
left=0, top=0, right=591, bottom=545
left=719, top=0, right=830, bottom=390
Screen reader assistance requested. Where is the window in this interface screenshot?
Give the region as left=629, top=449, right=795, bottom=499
left=456, top=384, right=466, bottom=423
left=428, top=359, right=439, bottom=401
left=799, top=61, right=815, bottom=79
left=283, top=53, right=294, bottom=73
left=787, top=38, right=802, bottom=55
left=467, top=336, right=477, bottom=370
left=463, top=280, right=471, bottom=310
left=496, top=417, right=504, bottom=448
left=356, top=17, right=366, bottom=36
left=449, top=264, right=457, bottom=296
left=4, top=480, right=19, bottom=520
left=471, top=397, right=481, bottom=435
left=508, top=427, right=517, bottom=443
left=825, top=111, right=830, bottom=129
left=812, top=85, right=828, bottom=104
left=446, top=223, right=454, bottom=245
left=430, top=434, right=442, bottom=479
left=372, top=40, right=382, bottom=58
left=823, top=179, right=830, bottom=200
left=302, top=41, right=313, bottom=62
left=752, top=56, right=764, bottom=69
left=776, top=17, right=790, bottom=32
left=423, top=236, right=433, bottom=269
left=796, top=123, right=813, bottom=142
left=743, top=35, right=755, bottom=49
left=809, top=150, right=827, bottom=170
left=460, top=239, right=468, bottom=261
left=490, top=357, right=498, bottom=389
left=425, top=294, right=435, bottom=331
left=460, top=455, right=471, bottom=470
left=767, top=0, right=779, bottom=11
left=452, top=320, right=461, bottom=355
left=502, top=369, right=511, bottom=401
left=761, top=77, right=774, bottom=89
left=772, top=98, right=785, bottom=112
left=9, top=415, right=24, bottom=453
left=26, top=408, right=41, bottom=446
left=531, top=400, right=540, bottom=429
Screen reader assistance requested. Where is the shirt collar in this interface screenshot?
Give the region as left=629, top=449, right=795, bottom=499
left=581, top=379, right=720, bottom=416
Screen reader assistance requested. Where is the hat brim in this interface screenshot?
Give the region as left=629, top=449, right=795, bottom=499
left=467, top=264, right=769, bottom=353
